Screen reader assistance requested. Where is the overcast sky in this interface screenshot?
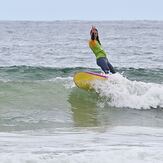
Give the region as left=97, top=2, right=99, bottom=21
left=0, top=0, right=163, bottom=21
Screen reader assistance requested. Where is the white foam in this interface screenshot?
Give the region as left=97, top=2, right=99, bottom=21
left=1, top=150, right=163, bottom=163
left=0, top=126, right=163, bottom=163
left=93, top=73, right=163, bottom=109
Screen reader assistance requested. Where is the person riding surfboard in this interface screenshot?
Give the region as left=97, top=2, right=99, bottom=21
left=89, top=26, right=116, bottom=74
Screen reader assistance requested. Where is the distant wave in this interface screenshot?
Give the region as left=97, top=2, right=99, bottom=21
left=0, top=66, right=162, bottom=83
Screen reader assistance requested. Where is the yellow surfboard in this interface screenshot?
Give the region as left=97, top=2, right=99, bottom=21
left=73, top=72, right=108, bottom=90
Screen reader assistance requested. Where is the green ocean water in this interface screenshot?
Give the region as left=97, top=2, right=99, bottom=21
left=0, top=66, right=162, bottom=132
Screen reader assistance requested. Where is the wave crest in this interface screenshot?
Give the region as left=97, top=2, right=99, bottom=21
left=93, top=73, right=163, bottom=109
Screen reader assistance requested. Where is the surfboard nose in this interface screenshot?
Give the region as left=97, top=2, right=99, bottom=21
left=73, top=72, right=108, bottom=90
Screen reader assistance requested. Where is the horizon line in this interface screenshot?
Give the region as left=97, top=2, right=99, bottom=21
left=0, top=19, right=163, bottom=22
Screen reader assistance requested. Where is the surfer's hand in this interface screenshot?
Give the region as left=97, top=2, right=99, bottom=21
left=91, top=26, right=97, bottom=30
left=91, top=26, right=97, bottom=33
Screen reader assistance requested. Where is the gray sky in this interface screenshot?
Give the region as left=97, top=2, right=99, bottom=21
left=0, top=0, right=163, bottom=20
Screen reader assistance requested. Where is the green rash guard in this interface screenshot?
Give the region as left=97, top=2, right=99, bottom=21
left=89, top=40, right=107, bottom=60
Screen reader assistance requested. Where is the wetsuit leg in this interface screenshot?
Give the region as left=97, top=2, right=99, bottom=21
left=96, top=57, right=110, bottom=74
left=106, top=59, right=116, bottom=74
left=97, top=57, right=116, bottom=74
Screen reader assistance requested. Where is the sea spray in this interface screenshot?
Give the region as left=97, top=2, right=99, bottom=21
left=93, top=73, right=163, bottom=109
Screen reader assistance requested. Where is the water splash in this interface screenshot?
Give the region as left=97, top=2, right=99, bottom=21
left=93, top=73, right=163, bottom=109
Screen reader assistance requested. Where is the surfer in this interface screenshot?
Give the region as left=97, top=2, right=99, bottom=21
left=89, top=26, right=116, bottom=74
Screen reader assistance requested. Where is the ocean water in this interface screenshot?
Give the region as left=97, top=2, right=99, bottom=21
left=0, top=20, right=163, bottom=163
